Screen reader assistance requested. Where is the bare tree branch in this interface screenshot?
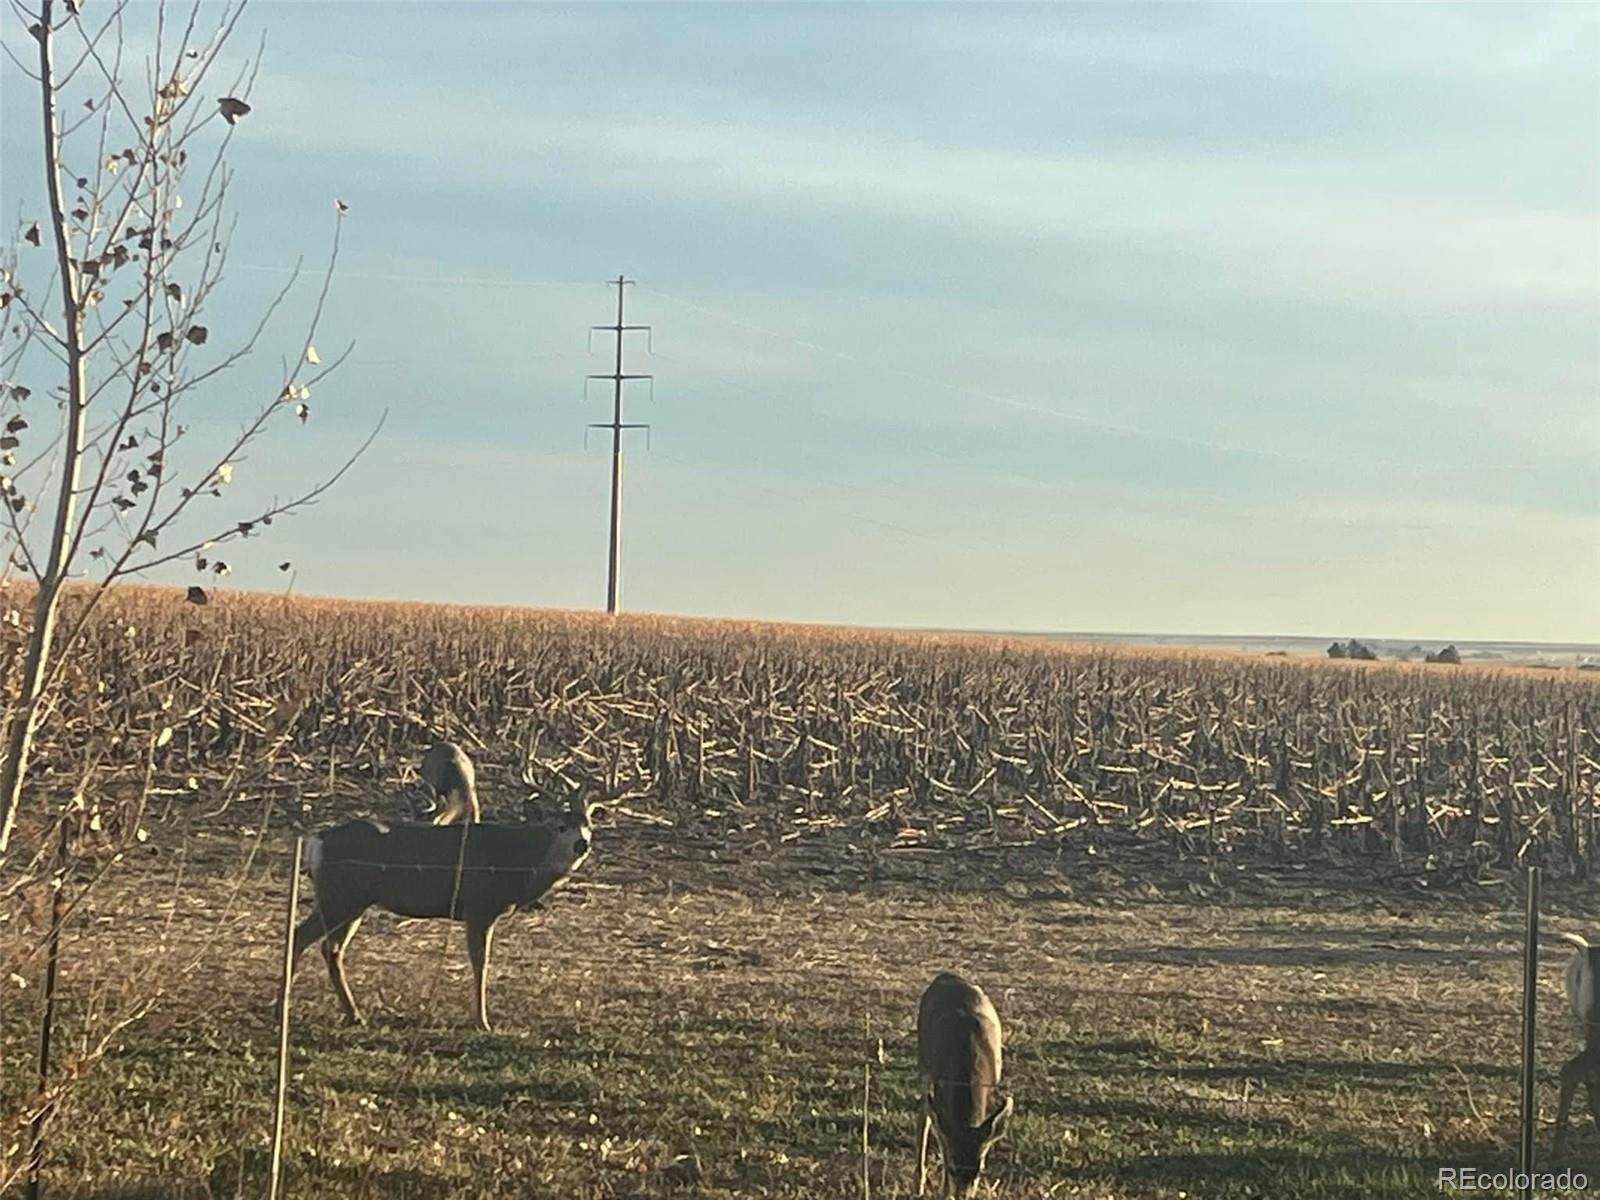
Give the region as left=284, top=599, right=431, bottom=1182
left=1, top=0, right=374, bottom=876
left=0, top=0, right=95, bottom=857
left=115, top=408, right=385, bottom=577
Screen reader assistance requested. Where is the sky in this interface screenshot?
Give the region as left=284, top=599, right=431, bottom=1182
left=1, top=2, right=1597, bottom=642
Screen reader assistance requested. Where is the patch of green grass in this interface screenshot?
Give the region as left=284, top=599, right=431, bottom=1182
left=4, top=868, right=1592, bottom=1198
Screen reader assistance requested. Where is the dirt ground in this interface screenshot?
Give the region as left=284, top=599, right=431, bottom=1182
left=5, top=814, right=1599, bottom=1199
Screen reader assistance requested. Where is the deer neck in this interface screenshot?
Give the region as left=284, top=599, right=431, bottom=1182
left=935, top=1078, right=994, bottom=1129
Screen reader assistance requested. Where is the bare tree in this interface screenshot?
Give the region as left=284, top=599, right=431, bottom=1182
left=0, top=0, right=378, bottom=865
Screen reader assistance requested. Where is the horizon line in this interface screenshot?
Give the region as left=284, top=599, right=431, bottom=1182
left=913, top=626, right=1600, bottom=652
left=53, top=581, right=1599, bottom=652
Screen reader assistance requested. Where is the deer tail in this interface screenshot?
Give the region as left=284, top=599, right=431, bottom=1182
left=302, top=834, right=323, bottom=875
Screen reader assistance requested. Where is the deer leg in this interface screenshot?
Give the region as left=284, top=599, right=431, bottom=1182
left=918, top=1110, right=931, bottom=1197
left=291, top=905, right=335, bottom=967
left=282, top=903, right=341, bottom=1022
left=1585, top=1063, right=1600, bottom=1134
left=280, top=915, right=320, bottom=1030
left=285, top=915, right=323, bottom=1012
left=322, top=915, right=365, bottom=1026
left=1555, top=1050, right=1587, bottom=1156
left=466, top=916, right=497, bottom=1033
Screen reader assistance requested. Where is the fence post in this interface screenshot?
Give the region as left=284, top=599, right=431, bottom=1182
left=269, top=837, right=303, bottom=1200
left=24, top=816, right=71, bottom=1200
left=860, top=1060, right=871, bottom=1200
left=1518, top=864, right=1540, bottom=1200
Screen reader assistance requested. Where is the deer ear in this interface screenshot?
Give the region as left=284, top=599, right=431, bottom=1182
left=565, top=791, right=600, bottom=819
left=980, top=1094, right=1014, bottom=1142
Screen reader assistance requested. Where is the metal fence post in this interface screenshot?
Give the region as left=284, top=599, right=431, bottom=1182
left=24, top=818, right=71, bottom=1200
left=269, top=837, right=304, bottom=1200
left=1518, top=864, right=1540, bottom=1200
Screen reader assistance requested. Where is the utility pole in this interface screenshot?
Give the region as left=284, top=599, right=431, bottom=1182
left=586, top=276, right=652, bottom=615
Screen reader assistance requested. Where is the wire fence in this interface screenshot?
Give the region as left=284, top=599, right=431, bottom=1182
left=3, top=805, right=1594, bottom=1198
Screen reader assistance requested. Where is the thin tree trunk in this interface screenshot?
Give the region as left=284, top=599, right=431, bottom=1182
left=0, top=0, right=90, bottom=860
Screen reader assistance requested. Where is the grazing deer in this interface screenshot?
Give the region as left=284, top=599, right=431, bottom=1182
left=420, top=740, right=480, bottom=825
left=290, top=794, right=595, bottom=1031
left=917, top=972, right=1014, bottom=1197
left=1555, top=932, right=1600, bottom=1155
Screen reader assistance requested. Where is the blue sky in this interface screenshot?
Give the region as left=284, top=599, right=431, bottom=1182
left=2, top=2, right=1596, bottom=640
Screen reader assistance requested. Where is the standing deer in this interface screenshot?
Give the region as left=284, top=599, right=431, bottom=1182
left=917, top=972, right=1014, bottom=1197
left=289, top=794, right=595, bottom=1031
left=420, top=740, right=480, bottom=825
left=1555, top=932, right=1600, bottom=1155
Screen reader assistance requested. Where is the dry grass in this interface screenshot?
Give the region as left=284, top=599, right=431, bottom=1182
left=1, top=587, right=1597, bottom=1197
left=7, top=840, right=1599, bottom=1198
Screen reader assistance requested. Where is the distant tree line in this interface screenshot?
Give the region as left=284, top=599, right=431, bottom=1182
left=1326, top=640, right=1460, bottom=664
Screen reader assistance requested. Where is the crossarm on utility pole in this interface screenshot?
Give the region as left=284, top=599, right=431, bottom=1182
left=582, top=276, right=653, bottom=616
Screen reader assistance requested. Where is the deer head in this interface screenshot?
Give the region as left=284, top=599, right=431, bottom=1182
left=924, top=1091, right=1013, bottom=1196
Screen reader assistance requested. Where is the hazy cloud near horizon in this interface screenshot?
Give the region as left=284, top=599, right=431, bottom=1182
left=0, top=2, right=1595, bottom=641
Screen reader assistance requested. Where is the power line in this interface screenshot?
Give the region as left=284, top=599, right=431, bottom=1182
left=585, top=276, right=652, bottom=615
left=638, top=283, right=1548, bottom=475
left=648, top=346, right=1270, bottom=516
left=236, top=261, right=1545, bottom=474
left=648, top=450, right=935, bottom=542
left=232, top=263, right=593, bottom=289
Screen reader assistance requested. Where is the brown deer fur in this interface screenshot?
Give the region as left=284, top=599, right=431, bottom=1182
left=421, top=740, right=480, bottom=825
left=916, top=972, right=1014, bottom=1197
left=1555, top=931, right=1600, bottom=1156
left=289, top=796, right=593, bottom=1031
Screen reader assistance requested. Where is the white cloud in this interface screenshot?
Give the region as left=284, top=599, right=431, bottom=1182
left=11, top=4, right=1591, bottom=637
left=239, top=51, right=1598, bottom=320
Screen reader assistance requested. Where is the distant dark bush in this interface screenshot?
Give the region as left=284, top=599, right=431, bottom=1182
left=1425, top=645, right=1462, bottom=665
left=1346, top=640, right=1378, bottom=661
left=1327, top=642, right=1347, bottom=659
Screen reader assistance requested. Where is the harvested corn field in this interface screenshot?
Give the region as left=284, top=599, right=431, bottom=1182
left=2, top=588, right=1597, bottom=1197
left=6, top=588, right=1597, bottom=879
